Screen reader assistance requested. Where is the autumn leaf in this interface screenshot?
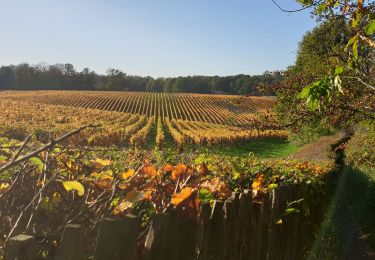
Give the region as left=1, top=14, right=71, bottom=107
left=119, top=169, right=135, bottom=180
left=252, top=173, right=265, bottom=191
left=95, top=178, right=113, bottom=190
left=62, top=181, right=85, bottom=196
left=118, top=183, right=127, bottom=190
left=140, top=165, right=157, bottom=177
left=162, top=164, right=174, bottom=172
left=125, top=190, right=144, bottom=203
left=95, top=158, right=112, bottom=166
left=197, top=163, right=210, bottom=176
left=0, top=182, right=10, bottom=191
left=112, top=200, right=132, bottom=215
left=171, top=187, right=194, bottom=206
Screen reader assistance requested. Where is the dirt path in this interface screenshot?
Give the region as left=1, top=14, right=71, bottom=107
left=290, top=133, right=344, bottom=162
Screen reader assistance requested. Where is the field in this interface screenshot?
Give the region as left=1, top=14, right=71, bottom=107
left=0, top=91, right=288, bottom=152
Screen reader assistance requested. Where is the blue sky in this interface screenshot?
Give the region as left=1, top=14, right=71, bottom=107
left=0, top=0, right=316, bottom=77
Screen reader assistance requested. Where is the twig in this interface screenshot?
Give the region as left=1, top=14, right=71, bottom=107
left=271, top=0, right=322, bottom=13
left=10, top=135, right=31, bottom=163
left=344, top=76, right=375, bottom=91
left=0, top=124, right=97, bottom=174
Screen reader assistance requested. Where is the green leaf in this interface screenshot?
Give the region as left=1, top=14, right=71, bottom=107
left=316, top=3, right=326, bottom=14
left=285, top=207, right=300, bottom=215
left=345, top=35, right=358, bottom=51
left=29, top=157, right=44, bottom=172
left=0, top=155, right=8, bottom=162
left=334, top=66, right=344, bottom=75
left=62, top=181, right=85, bottom=196
left=352, top=38, right=359, bottom=60
left=365, top=19, right=375, bottom=35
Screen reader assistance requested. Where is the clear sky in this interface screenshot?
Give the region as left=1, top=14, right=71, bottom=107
left=0, top=0, right=316, bottom=77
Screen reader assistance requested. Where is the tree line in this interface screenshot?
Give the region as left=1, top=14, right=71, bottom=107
left=0, top=63, right=282, bottom=95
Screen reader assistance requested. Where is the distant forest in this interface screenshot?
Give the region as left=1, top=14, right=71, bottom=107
left=0, top=63, right=283, bottom=95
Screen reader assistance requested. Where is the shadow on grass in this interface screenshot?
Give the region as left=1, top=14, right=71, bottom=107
left=308, top=166, right=375, bottom=259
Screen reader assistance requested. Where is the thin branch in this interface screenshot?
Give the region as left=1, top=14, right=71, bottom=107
left=344, top=76, right=375, bottom=91
left=0, top=124, right=97, bottom=174
left=10, top=135, right=31, bottom=163
left=271, top=0, right=321, bottom=13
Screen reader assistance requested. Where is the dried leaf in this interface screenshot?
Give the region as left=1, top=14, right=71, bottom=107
left=171, top=187, right=193, bottom=206
left=140, top=165, right=157, bottom=177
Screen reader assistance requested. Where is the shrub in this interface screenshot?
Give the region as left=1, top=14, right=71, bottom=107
left=288, top=118, right=336, bottom=146
left=346, top=121, right=375, bottom=170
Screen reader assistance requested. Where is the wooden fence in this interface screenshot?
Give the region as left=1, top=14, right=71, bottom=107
left=5, top=186, right=305, bottom=260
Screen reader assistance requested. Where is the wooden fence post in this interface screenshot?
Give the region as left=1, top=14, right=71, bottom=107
left=95, top=214, right=140, bottom=260
left=5, top=234, right=36, bottom=260
left=56, top=224, right=84, bottom=260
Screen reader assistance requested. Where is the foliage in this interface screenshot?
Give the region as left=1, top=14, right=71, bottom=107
left=288, top=118, right=336, bottom=146
left=0, top=62, right=283, bottom=95
left=0, top=135, right=334, bottom=246
left=294, top=1, right=375, bottom=116
left=345, top=120, right=375, bottom=170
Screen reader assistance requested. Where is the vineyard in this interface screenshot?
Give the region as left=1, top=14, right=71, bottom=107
left=0, top=91, right=275, bottom=126
left=0, top=92, right=287, bottom=150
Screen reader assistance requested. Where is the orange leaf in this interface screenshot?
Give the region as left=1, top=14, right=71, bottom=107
left=163, top=164, right=174, bottom=172
left=171, top=187, right=193, bottom=206
left=171, top=163, right=188, bottom=180
left=140, top=165, right=157, bottom=177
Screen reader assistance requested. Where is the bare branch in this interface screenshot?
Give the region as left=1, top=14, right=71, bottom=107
left=0, top=124, right=97, bottom=174
left=271, top=0, right=322, bottom=13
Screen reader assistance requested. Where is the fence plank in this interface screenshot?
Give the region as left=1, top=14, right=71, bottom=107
left=56, top=224, right=84, bottom=260
left=204, top=200, right=225, bottom=260
left=267, top=186, right=289, bottom=260
left=197, top=202, right=211, bottom=260
left=223, top=199, right=237, bottom=260
left=95, top=214, right=140, bottom=260
left=5, top=234, right=36, bottom=260
left=236, top=191, right=252, bottom=260
left=260, top=195, right=272, bottom=260
left=142, top=213, right=170, bottom=260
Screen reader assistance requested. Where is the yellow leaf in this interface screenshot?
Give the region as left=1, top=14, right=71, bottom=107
left=276, top=219, right=283, bottom=224
left=119, top=169, right=135, bottom=180
left=62, top=181, right=85, bottom=196
left=94, top=158, right=112, bottom=166
left=118, top=183, right=128, bottom=190
left=252, top=173, right=265, bottom=191
left=171, top=187, right=193, bottom=206
left=0, top=183, right=10, bottom=191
